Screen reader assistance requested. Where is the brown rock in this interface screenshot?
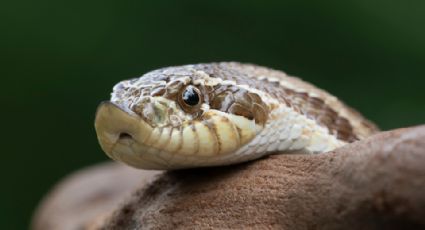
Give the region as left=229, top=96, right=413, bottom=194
left=31, top=163, right=162, bottom=230
left=33, top=126, right=425, bottom=229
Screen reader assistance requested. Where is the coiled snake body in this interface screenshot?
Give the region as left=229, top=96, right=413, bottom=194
left=95, top=63, right=378, bottom=169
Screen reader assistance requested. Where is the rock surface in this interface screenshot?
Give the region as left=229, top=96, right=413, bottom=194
left=33, top=126, right=425, bottom=229
left=32, top=163, right=162, bottom=230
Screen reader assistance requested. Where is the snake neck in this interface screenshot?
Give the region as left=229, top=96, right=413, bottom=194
left=225, top=103, right=346, bottom=164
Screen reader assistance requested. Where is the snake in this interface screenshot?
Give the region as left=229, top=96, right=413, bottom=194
left=94, top=62, right=379, bottom=170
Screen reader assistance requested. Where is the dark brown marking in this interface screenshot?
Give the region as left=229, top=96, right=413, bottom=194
left=174, top=126, right=184, bottom=154
left=202, top=116, right=221, bottom=155
left=193, top=63, right=363, bottom=142
left=151, top=87, right=166, bottom=97
left=112, top=63, right=379, bottom=142
left=208, top=84, right=269, bottom=125
left=228, top=103, right=254, bottom=120
left=190, top=123, right=200, bottom=155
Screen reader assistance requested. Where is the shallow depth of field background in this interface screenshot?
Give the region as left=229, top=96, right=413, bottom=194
left=1, top=1, right=425, bottom=229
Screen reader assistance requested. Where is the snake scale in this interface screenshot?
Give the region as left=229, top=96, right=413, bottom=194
left=95, top=62, right=379, bottom=169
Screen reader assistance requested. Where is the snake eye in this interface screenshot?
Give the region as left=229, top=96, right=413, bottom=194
left=179, top=85, right=202, bottom=112
left=181, top=85, right=201, bottom=106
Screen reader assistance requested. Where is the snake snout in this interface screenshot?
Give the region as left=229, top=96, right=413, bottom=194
left=95, top=101, right=152, bottom=155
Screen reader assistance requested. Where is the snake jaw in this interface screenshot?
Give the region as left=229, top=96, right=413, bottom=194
left=95, top=100, right=263, bottom=169
left=94, top=101, right=153, bottom=162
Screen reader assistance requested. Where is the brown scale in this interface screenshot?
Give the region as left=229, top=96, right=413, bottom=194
left=164, top=80, right=185, bottom=98
left=151, top=86, right=166, bottom=97
left=144, top=63, right=355, bottom=140
left=277, top=85, right=358, bottom=142
left=209, top=85, right=269, bottom=125
left=114, top=63, right=375, bottom=142
left=195, top=63, right=360, bottom=142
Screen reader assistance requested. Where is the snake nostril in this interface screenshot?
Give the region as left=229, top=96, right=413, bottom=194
left=118, top=132, right=133, bottom=140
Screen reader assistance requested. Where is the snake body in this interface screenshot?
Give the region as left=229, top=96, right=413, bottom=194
left=95, top=62, right=378, bottom=169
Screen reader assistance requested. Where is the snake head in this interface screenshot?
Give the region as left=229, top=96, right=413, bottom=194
left=95, top=65, right=271, bottom=169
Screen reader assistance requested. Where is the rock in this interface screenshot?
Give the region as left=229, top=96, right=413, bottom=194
left=31, top=163, right=162, bottom=230
left=32, top=126, right=425, bottom=229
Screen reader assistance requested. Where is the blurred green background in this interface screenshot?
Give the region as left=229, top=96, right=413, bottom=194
left=1, top=0, right=424, bottom=229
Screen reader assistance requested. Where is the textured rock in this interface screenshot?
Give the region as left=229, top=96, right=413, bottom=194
left=31, top=163, right=162, bottom=230
left=33, top=126, right=425, bottom=229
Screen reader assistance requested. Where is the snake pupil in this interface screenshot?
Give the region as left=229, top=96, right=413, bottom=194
left=182, top=86, right=200, bottom=106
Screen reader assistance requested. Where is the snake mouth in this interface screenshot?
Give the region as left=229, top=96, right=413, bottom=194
left=94, top=101, right=155, bottom=166
left=95, top=101, right=262, bottom=170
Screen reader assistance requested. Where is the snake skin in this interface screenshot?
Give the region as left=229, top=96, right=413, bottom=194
left=95, top=62, right=379, bottom=169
